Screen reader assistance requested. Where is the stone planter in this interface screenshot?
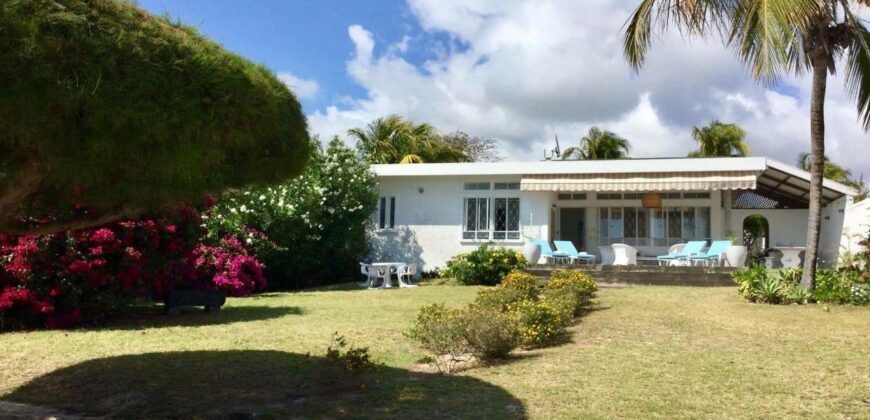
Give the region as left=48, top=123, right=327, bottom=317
left=164, top=289, right=226, bottom=315
left=725, top=245, right=748, bottom=268
left=523, top=242, right=542, bottom=265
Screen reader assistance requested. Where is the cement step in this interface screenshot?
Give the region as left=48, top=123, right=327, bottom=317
left=524, top=264, right=739, bottom=287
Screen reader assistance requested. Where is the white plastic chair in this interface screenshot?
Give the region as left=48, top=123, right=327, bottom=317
left=660, top=243, right=686, bottom=266
left=598, top=246, right=615, bottom=266
left=612, top=243, right=638, bottom=266
left=398, top=263, right=418, bottom=287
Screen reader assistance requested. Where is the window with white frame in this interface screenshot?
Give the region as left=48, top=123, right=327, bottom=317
left=463, top=197, right=521, bottom=241
left=493, top=198, right=520, bottom=239
left=376, top=196, right=396, bottom=230
left=463, top=198, right=490, bottom=239
left=599, top=206, right=710, bottom=246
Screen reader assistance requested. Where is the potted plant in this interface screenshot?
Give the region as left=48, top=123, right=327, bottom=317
left=521, top=222, right=543, bottom=265
left=724, top=230, right=748, bottom=267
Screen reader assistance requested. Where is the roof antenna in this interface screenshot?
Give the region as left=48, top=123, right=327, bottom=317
left=544, top=134, right=561, bottom=160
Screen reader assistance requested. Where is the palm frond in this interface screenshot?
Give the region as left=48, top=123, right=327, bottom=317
left=845, top=22, right=870, bottom=131
left=728, top=0, right=816, bottom=84
left=624, top=0, right=732, bottom=70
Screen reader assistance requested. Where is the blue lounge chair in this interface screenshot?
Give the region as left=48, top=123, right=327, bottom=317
left=532, top=240, right=554, bottom=264
left=656, top=240, right=707, bottom=265
left=689, top=240, right=733, bottom=266
left=553, top=240, right=596, bottom=264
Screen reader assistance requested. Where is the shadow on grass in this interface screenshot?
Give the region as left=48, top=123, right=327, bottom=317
left=97, top=305, right=302, bottom=330
left=2, top=350, right=526, bottom=418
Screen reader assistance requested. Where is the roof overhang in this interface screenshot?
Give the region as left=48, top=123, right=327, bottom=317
left=757, top=159, right=856, bottom=206
left=371, top=157, right=857, bottom=204
left=520, top=171, right=758, bottom=192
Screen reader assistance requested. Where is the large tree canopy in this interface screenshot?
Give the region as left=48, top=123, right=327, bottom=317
left=0, top=0, right=310, bottom=234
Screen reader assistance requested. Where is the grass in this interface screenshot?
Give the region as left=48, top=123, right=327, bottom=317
left=1, top=284, right=868, bottom=418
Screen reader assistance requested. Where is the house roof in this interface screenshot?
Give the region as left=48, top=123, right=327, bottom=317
left=372, top=157, right=858, bottom=203
left=372, top=156, right=769, bottom=177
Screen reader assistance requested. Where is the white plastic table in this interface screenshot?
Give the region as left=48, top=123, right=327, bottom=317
left=773, top=247, right=805, bottom=269
left=370, top=262, right=415, bottom=288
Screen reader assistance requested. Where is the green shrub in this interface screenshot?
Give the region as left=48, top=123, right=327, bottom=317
left=500, top=270, right=540, bottom=298
left=325, top=332, right=377, bottom=374
left=474, top=287, right=526, bottom=312
left=753, top=276, right=786, bottom=304
left=786, top=286, right=811, bottom=305
left=204, top=139, right=378, bottom=289
left=733, top=265, right=767, bottom=300
left=814, top=269, right=853, bottom=304
left=508, top=300, right=565, bottom=348
left=463, top=306, right=519, bottom=360
left=405, top=304, right=472, bottom=374
left=545, top=270, right=597, bottom=314
left=850, top=283, right=870, bottom=305
left=443, top=245, right=526, bottom=286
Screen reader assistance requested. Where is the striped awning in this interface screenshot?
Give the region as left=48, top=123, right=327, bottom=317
left=520, top=171, right=758, bottom=192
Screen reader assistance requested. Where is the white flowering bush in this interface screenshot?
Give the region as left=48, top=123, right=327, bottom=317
left=204, top=138, right=378, bottom=288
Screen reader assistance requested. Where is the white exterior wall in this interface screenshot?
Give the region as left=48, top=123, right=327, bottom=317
left=369, top=172, right=852, bottom=270
left=727, top=196, right=849, bottom=266
left=840, top=199, right=869, bottom=262
left=367, top=175, right=552, bottom=271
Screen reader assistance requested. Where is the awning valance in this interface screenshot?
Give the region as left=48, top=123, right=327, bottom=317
left=520, top=171, right=758, bottom=192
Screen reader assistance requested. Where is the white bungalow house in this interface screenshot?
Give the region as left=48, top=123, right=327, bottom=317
left=367, top=157, right=857, bottom=271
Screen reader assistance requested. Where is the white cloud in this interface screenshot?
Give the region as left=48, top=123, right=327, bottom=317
left=277, top=72, right=320, bottom=99
left=308, top=0, right=870, bottom=178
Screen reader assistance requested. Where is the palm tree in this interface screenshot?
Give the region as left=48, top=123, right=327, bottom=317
left=797, top=152, right=851, bottom=181
left=798, top=153, right=868, bottom=201
left=624, top=0, right=870, bottom=291
left=347, top=115, right=467, bottom=164
left=561, top=127, right=631, bottom=160
left=688, top=120, right=751, bottom=157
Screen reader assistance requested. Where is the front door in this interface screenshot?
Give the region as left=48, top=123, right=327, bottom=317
left=559, top=208, right=586, bottom=250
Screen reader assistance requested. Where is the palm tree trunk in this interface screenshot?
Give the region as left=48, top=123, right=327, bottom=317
left=800, top=60, right=828, bottom=291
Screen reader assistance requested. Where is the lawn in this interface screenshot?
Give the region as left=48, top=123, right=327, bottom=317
left=1, top=284, right=868, bottom=418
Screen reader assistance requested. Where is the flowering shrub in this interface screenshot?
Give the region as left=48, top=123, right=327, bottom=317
left=405, top=304, right=472, bottom=374
left=204, top=138, right=378, bottom=289
left=508, top=299, right=564, bottom=348
left=409, top=269, right=598, bottom=370
left=189, top=237, right=266, bottom=297
left=544, top=270, right=597, bottom=314
left=443, top=245, right=526, bottom=286
left=0, top=212, right=265, bottom=330
left=500, top=270, right=540, bottom=298
left=474, top=287, right=526, bottom=312
left=463, top=306, right=519, bottom=360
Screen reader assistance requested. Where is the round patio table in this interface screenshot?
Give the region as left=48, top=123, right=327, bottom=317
left=370, top=262, right=415, bottom=288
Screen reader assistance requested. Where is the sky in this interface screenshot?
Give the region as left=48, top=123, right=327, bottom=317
left=138, top=0, right=870, bottom=178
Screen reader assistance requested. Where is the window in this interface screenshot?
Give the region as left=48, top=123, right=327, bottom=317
left=494, top=182, right=520, bottom=190
left=463, top=197, right=522, bottom=241
left=682, top=192, right=710, bottom=199
left=493, top=198, right=520, bottom=240
left=558, top=193, right=587, bottom=200
left=600, top=206, right=710, bottom=247
left=377, top=197, right=396, bottom=229
left=463, top=198, right=490, bottom=240
left=464, top=182, right=491, bottom=190
left=596, top=193, right=623, bottom=200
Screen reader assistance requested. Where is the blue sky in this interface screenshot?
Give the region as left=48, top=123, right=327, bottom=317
left=137, top=0, right=869, bottom=177
left=140, top=0, right=440, bottom=112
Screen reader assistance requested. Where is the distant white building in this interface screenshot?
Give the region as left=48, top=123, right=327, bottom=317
left=367, top=157, right=857, bottom=271
left=841, top=198, right=870, bottom=261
